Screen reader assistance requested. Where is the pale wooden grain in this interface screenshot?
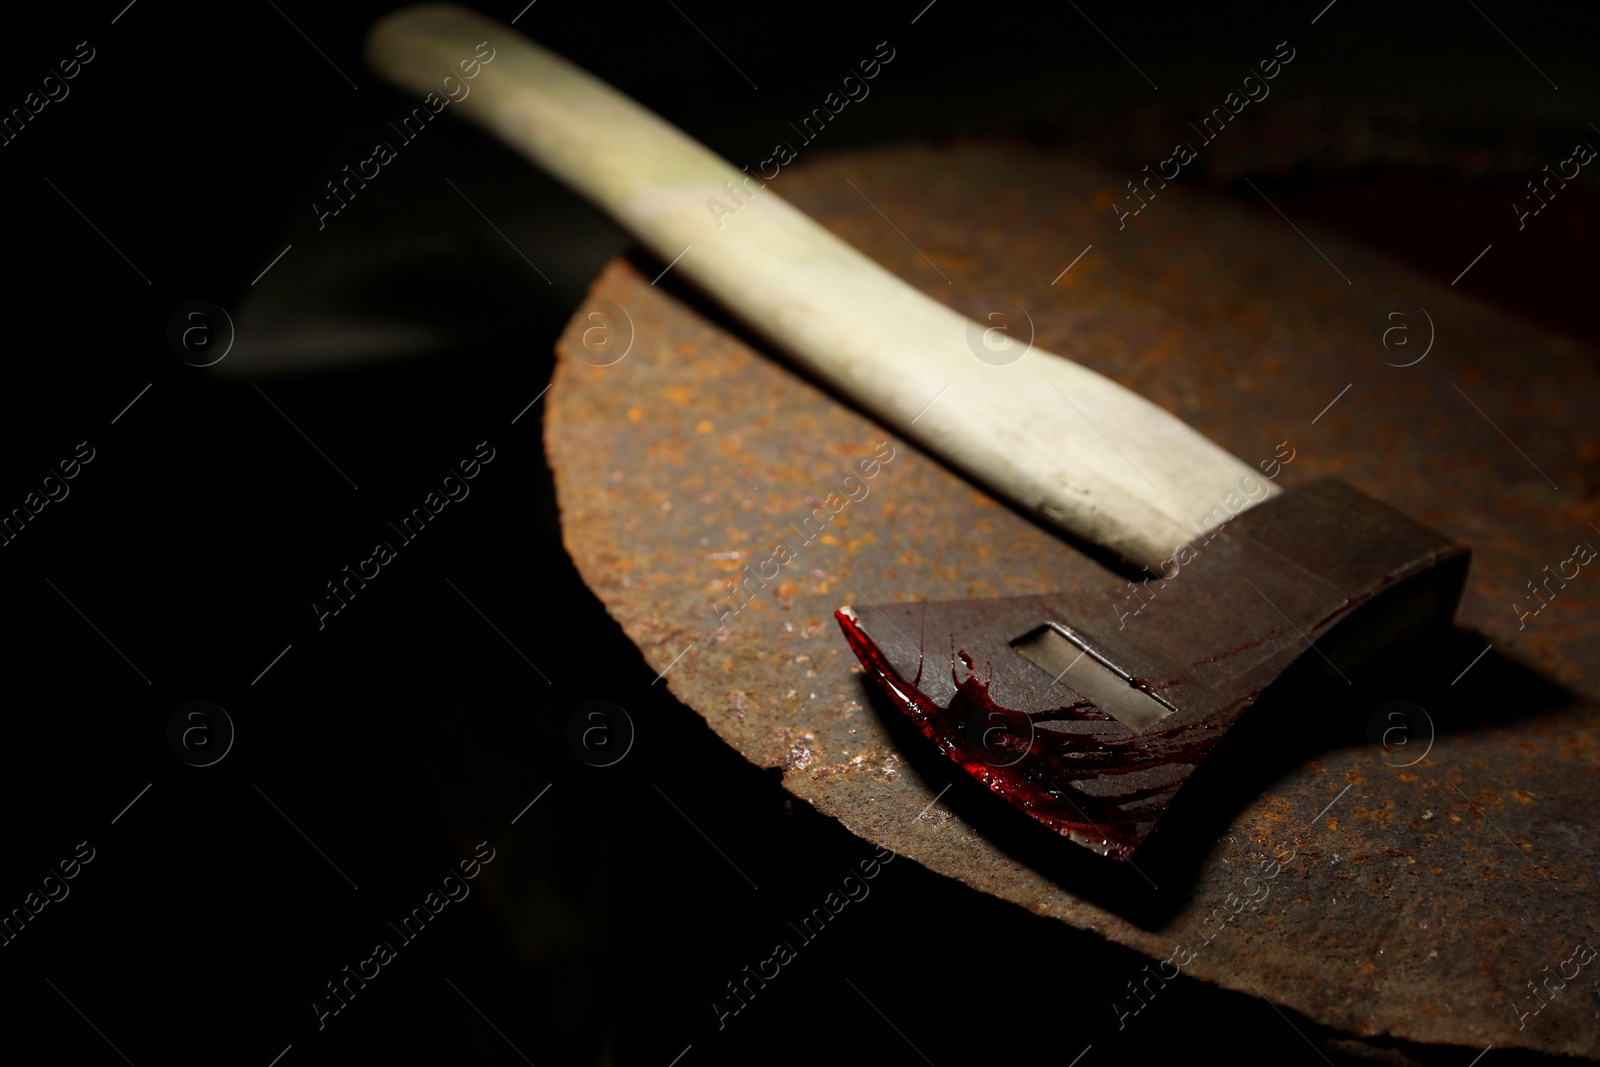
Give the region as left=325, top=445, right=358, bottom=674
left=365, top=3, right=1273, bottom=570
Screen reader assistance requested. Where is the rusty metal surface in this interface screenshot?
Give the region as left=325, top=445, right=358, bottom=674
left=544, top=143, right=1600, bottom=1057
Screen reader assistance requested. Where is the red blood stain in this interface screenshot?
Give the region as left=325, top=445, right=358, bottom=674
left=837, top=608, right=1217, bottom=860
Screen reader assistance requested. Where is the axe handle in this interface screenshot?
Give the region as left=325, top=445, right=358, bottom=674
left=366, top=3, right=1271, bottom=571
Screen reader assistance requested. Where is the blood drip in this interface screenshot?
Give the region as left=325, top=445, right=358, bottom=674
left=836, top=608, right=1215, bottom=860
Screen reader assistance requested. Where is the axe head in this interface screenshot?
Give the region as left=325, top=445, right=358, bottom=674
left=836, top=478, right=1469, bottom=860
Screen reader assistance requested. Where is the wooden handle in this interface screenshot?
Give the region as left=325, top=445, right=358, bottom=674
left=365, top=3, right=1273, bottom=571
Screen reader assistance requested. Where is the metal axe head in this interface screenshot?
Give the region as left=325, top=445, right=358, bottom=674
left=837, top=478, right=1469, bottom=860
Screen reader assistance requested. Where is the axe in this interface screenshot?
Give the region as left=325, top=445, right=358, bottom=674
left=367, top=4, right=1470, bottom=860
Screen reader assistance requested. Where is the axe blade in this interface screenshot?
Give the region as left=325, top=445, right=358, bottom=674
left=837, top=478, right=1470, bottom=860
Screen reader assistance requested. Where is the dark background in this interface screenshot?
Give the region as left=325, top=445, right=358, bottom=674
left=0, top=1, right=1594, bottom=1064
